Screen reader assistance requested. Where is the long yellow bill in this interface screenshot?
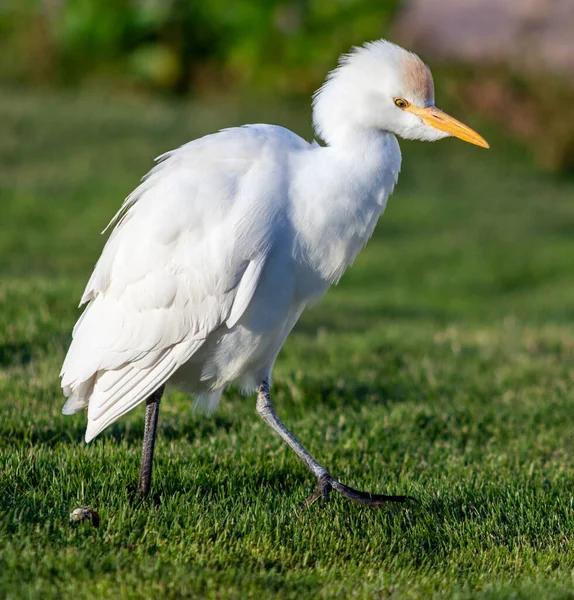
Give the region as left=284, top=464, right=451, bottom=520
left=407, top=105, right=489, bottom=148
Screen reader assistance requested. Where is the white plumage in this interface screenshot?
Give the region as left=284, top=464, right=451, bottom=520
left=61, top=40, right=487, bottom=444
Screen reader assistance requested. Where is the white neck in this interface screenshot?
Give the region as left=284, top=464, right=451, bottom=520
left=291, top=130, right=401, bottom=293
left=312, top=69, right=376, bottom=147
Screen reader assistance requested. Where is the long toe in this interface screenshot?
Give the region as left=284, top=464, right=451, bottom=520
left=331, top=479, right=415, bottom=506
left=303, top=474, right=416, bottom=508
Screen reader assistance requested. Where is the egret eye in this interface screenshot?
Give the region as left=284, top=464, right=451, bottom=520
left=394, top=98, right=409, bottom=109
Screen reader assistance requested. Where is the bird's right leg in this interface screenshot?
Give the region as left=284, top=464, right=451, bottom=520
left=256, top=379, right=413, bottom=507
left=137, top=384, right=165, bottom=498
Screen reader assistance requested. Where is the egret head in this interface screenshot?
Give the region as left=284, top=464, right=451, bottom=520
left=313, top=40, right=489, bottom=149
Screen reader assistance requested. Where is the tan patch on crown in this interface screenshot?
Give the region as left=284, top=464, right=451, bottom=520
left=402, top=54, right=434, bottom=104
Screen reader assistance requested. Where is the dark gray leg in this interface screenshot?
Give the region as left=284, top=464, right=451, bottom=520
left=256, top=379, right=414, bottom=506
left=137, top=385, right=165, bottom=498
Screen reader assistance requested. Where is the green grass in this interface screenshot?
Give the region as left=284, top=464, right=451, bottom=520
left=2, top=86, right=574, bottom=599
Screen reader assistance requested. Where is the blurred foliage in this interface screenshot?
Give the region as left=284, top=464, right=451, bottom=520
left=435, top=66, right=574, bottom=174
left=2, top=1, right=573, bottom=172
left=0, top=0, right=398, bottom=94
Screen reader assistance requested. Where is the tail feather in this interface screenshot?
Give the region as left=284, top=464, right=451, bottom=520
left=83, top=339, right=204, bottom=442
left=62, top=378, right=95, bottom=415
left=85, top=354, right=175, bottom=442
left=193, top=390, right=223, bottom=415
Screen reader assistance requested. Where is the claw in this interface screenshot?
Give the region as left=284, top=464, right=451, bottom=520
left=302, top=489, right=323, bottom=508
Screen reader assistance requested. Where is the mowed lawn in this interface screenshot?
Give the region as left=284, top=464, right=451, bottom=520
left=1, top=87, right=574, bottom=599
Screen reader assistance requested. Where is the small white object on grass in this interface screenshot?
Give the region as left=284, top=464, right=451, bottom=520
left=60, top=39, right=488, bottom=504
left=69, top=507, right=100, bottom=528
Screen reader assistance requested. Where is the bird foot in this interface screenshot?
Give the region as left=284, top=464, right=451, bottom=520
left=303, top=472, right=416, bottom=508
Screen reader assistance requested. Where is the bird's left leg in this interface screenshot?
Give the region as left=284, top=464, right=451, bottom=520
left=256, top=379, right=412, bottom=507
left=137, top=384, right=165, bottom=498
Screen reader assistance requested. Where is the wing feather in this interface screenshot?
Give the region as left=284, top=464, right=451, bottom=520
left=61, top=125, right=310, bottom=439
left=226, top=257, right=266, bottom=328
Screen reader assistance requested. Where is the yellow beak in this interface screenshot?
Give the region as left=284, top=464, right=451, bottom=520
left=406, top=105, right=489, bottom=148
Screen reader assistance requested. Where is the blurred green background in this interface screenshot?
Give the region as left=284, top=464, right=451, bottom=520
left=2, top=0, right=574, bottom=169
left=0, top=0, right=397, bottom=93
left=2, top=2, right=574, bottom=598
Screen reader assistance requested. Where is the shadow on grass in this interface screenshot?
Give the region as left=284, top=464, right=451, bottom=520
left=0, top=332, right=72, bottom=368
left=2, top=410, right=237, bottom=448
left=1, top=423, right=86, bottom=446
left=133, top=462, right=311, bottom=507
left=3, top=388, right=418, bottom=452
left=101, top=412, right=237, bottom=446
left=0, top=341, right=33, bottom=367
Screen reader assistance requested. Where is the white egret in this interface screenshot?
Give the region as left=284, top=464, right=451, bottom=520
left=61, top=40, right=488, bottom=504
